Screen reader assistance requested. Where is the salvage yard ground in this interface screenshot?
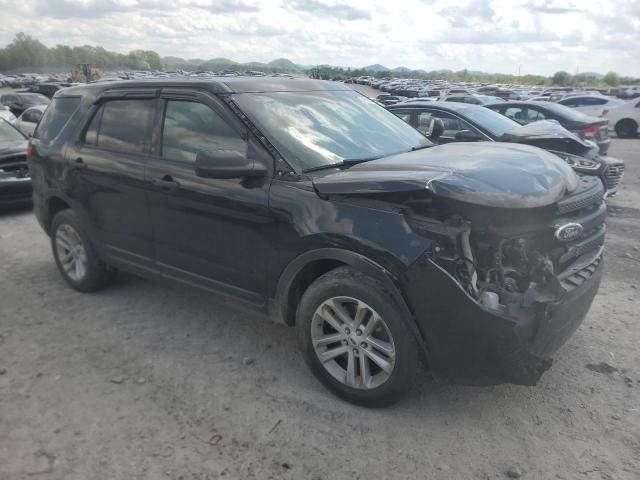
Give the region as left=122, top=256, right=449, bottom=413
left=1, top=86, right=639, bottom=479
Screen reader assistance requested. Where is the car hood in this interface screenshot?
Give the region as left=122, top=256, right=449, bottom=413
left=313, top=142, right=579, bottom=209
left=499, top=120, right=598, bottom=158
left=0, top=140, right=28, bottom=159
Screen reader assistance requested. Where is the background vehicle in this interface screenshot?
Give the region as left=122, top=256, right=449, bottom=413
left=14, top=105, right=46, bottom=137
left=604, top=98, right=640, bottom=138
left=388, top=101, right=625, bottom=195
left=0, top=105, right=17, bottom=123
left=557, top=95, right=624, bottom=117
left=0, top=118, right=30, bottom=206
left=441, top=94, right=504, bottom=105
left=30, top=78, right=605, bottom=406
left=486, top=101, right=611, bottom=154
left=0, top=92, right=50, bottom=116
left=25, top=83, right=66, bottom=98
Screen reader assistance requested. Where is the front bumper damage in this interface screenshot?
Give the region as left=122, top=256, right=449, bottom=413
left=404, top=247, right=603, bottom=386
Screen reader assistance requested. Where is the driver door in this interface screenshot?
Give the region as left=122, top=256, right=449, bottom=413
left=146, top=89, right=274, bottom=302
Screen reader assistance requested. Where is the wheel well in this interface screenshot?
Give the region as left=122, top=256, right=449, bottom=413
left=284, top=259, right=346, bottom=325
left=46, top=197, right=71, bottom=233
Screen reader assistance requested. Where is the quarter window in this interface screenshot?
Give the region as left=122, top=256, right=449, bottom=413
left=35, top=97, right=81, bottom=143
left=161, top=101, right=245, bottom=162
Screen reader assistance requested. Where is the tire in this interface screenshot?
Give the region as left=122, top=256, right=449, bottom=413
left=296, top=266, right=420, bottom=407
left=614, top=119, right=638, bottom=139
left=50, top=209, right=116, bottom=292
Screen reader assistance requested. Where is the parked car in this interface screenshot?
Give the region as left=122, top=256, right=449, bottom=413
left=0, top=92, right=50, bottom=116
left=0, top=105, right=17, bottom=123
left=604, top=98, right=640, bottom=138
left=26, top=83, right=66, bottom=98
left=14, top=105, right=47, bottom=137
left=442, top=94, right=504, bottom=105
left=388, top=101, right=625, bottom=196
left=486, top=101, right=611, bottom=155
left=29, top=78, right=605, bottom=406
left=0, top=118, right=31, bottom=206
left=556, top=95, right=624, bottom=118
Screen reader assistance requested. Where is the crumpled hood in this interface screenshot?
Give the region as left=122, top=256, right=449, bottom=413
left=499, top=120, right=598, bottom=158
left=313, top=142, right=579, bottom=208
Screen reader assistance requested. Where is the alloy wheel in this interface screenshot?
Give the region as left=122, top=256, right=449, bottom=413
left=55, top=224, right=88, bottom=281
left=311, top=296, right=396, bottom=389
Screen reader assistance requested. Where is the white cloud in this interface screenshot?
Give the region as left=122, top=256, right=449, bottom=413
left=0, top=0, right=638, bottom=76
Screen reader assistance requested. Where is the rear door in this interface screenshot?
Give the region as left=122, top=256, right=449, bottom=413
left=65, top=92, right=157, bottom=270
left=145, top=89, right=273, bottom=302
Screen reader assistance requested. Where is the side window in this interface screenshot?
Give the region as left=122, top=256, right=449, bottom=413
left=424, top=110, right=473, bottom=136
left=526, top=108, right=546, bottom=122
left=635, top=101, right=640, bottom=108
left=586, top=98, right=606, bottom=105
left=504, top=107, right=526, bottom=123
left=161, top=100, right=245, bottom=162
left=391, top=111, right=412, bottom=123
left=83, top=99, right=154, bottom=153
left=35, top=97, right=81, bottom=143
left=417, top=111, right=434, bottom=132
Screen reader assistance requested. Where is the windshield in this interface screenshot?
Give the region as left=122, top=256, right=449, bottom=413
left=533, top=101, right=598, bottom=122
left=21, top=93, right=50, bottom=106
left=461, top=106, right=520, bottom=137
left=0, top=118, right=27, bottom=142
left=232, top=90, right=431, bottom=170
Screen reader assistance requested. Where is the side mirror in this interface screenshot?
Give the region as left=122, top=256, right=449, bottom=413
left=195, top=150, right=267, bottom=179
left=455, top=129, right=483, bottom=141
left=426, top=117, right=445, bottom=141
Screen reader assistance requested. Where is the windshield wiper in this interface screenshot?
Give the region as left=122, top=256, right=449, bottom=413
left=302, top=162, right=345, bottom=173
left=411, top=144, right=432, bottom=151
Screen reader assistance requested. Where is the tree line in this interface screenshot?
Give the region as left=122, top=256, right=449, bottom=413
left=0, top=33, right=163, bottom=72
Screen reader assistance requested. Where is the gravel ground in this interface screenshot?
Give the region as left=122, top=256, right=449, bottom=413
left=1, top=93, right=639, bottom=479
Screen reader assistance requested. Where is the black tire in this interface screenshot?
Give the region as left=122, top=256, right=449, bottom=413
left=296, top=266, right=420, bottom=407
left=615, top=119, right=638, bottom=139
left=50, top=209, right=116, bottom=292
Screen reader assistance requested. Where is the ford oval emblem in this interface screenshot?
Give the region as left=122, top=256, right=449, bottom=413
left=555, top=223, right=583, bottom=242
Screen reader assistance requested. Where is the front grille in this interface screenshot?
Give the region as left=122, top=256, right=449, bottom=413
left=556, top=180, right=604, bottom=216
left=605, top=164, right=625, bottom=191
left=560, top=251, right=602, bottom=291
left=0, top=154, right=27, bottom=173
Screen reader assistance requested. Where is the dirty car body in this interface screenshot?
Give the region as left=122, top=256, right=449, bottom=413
left=29, top=79, right=604, bottom=398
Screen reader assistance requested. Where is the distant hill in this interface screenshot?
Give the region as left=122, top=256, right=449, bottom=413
left=162, top=56, right=304, bottom=72
left=363, top=64, right=390, bottom=72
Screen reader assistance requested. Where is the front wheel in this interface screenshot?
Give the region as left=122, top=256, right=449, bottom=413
left=297, top=267, right=420, bottom=407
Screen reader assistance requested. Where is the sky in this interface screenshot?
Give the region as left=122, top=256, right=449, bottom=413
left=0, top=0, right=639, bottom=76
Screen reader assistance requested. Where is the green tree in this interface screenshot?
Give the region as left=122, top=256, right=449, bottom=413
left=603, top=71, right=620, bottom=87
left=552, top=71, right=572, bottom=86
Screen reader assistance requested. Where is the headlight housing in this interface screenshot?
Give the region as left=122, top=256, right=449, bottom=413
left=552, top=151, right=600, bottom=171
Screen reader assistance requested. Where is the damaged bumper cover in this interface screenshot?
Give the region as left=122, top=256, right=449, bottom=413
left=404, top=247, right=604, bottom=386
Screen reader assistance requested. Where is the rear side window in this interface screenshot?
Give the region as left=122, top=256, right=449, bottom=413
left=84, top=99, right=154, bottom=153
left=34, top=97, right=81, bottom=143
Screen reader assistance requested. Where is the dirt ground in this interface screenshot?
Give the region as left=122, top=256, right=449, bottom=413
left=1, top=95, right=639, bottom=480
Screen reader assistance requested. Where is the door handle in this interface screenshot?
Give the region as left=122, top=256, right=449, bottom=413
left=152, top=175, right=180, bottom=191
left=68, top=157, right=87, bottom=170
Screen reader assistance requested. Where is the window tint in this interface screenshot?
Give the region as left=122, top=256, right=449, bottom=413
left=35, top=97, right=81, bottom=143
left=161, top=101, right=245, bottom=162
left=526, top=108, right=546, bottom=122
left=87, top=99, right=154, bottom=153
left=560, top=97, right=580, bottom=106
left=504, top=107, right=526, bottom=123
left=420, top=110, right=473, bottom=136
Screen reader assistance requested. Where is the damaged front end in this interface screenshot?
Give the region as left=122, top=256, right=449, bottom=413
left=313, top=143, right=605, bottom=386
left=402, top=176, right=605, bottom=385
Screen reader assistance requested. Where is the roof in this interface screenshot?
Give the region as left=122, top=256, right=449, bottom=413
left=388, top=101, right=480, bottom=111
left=57, top=77, right=351, bottom=98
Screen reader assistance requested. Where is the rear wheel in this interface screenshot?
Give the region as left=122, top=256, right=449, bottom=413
left=297, top=267, right=420, bottom=407
left=51, top=209, right=116, bottom=292
left=615, top=119, right=638, bottom=138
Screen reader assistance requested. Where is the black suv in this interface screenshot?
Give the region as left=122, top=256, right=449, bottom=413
left=29, top=79, right=605, bottom=406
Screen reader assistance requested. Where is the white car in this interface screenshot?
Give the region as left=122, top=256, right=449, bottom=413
left=14, top=105, right=47, bottom=137
left=0, top=105, right=17, bottom=123
left=605, top=98, right=640, bottom=138
left=557, top=95, right=624, bottom=118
